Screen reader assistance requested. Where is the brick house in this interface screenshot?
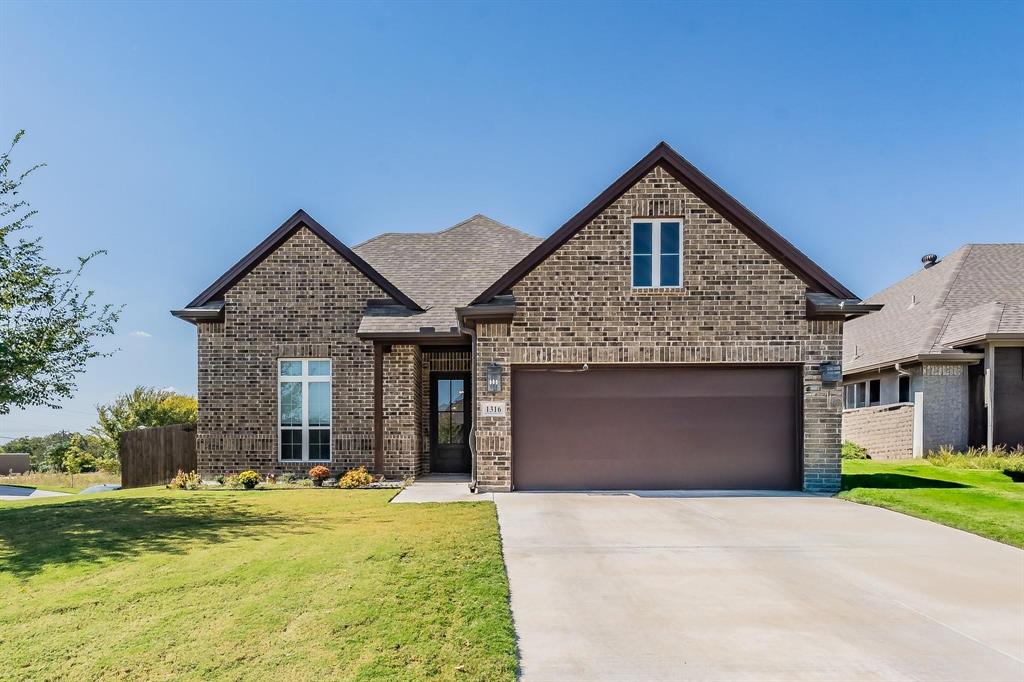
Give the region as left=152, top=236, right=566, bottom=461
left=842, top=244, right=1024, bottom=459
left=173, top=142, right=873, bottom=492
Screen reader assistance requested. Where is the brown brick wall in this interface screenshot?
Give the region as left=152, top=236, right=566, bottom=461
left=842, top=405, right=915, bottom=459
left=197, top=227, right=388, bottom=478
left=383, top=344, right=421, bottom=478
left=473, top=165, right=844, bottom=492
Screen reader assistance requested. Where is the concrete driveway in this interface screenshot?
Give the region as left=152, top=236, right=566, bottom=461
left=495, top=492, right=1024, bottom=681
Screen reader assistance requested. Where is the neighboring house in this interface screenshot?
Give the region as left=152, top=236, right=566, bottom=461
left=842, top=244, right=1024, bottom=458
left=173, top=142, right=873, bottom=492
left=0, top=453, right=31, bottom=475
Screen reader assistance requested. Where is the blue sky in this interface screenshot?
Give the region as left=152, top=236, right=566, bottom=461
left=1, top=0, right=1021, bottom=439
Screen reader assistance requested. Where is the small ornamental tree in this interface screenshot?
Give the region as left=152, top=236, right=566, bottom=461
left=63, top=435, right=96, bottom=486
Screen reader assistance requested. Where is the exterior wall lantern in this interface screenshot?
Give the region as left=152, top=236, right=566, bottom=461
left=486, top=362, right=503, bottom=394
left=819, top=361, right=842, bottom=384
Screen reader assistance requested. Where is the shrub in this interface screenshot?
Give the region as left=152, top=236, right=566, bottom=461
left=237, top=470, right=261, bottom=489
left=167, top=470, right=202, bottom=490
left=1003, top=459, right=1024, bottom=482
left=308, top=465, right=331, bottom=482
left=223, top=474, right=240, bottom=489
left=281, top=472, right=296, bottom=484
left=926, top=445, right=1024, bottom=470
left=338, top=466, right=375, bottom=489
left=841, top=441, right=868, bottom=460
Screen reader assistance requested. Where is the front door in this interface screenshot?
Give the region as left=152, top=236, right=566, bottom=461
left=431, top=373, right=471, bottom=473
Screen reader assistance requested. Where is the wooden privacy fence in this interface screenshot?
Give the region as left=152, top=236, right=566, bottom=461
left=120, top=423, right=197, bottom=488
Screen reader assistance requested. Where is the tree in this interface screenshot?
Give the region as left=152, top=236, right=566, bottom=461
left=91, top=386, right=198, bottom=457
left=0, top=430, right=106, bottom=471
left=63, top=434, right=97, bottom=486
left=0, top=130, right=120, bottom=414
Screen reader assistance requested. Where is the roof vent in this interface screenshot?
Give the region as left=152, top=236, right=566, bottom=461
left=921, top=253, right=939, bottom=269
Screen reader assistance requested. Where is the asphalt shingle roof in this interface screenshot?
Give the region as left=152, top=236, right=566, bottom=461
left=352, top=215, right=541, bottom=335
left=844, top=244, right=1024, bottom=373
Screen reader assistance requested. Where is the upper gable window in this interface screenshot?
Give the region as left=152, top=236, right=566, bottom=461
left=632, top=220, right=682, bottom=288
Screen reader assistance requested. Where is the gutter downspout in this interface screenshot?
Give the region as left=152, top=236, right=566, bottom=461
left=985, top=343, right=995, bottom=451
left=459, top=322, right=478, bottom=493
left=896, top=363, right=923, bottom=458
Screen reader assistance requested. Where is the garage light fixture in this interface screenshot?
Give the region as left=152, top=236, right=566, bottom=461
left=486, top=362, right=502, bottom=394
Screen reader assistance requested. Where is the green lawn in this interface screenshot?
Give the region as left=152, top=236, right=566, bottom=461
left=0, top=488, right=516, bottom=681
left=840, top=459, right=1024, bottom=547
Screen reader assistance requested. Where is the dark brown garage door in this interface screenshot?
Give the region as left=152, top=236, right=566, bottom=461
left=512, top=366, right=800, bottom=490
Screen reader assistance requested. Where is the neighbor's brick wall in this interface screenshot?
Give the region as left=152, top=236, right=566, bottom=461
left=197, top=227, right=387, bottom=478
left=473, top=164, right=844, bottom=492
left=917, top=363, right=968, bottom=452
left=842, top=404, right=915, bottom=459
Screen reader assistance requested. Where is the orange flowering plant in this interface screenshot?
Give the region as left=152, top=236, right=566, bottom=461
left=308, top=465, right=331, bottom=482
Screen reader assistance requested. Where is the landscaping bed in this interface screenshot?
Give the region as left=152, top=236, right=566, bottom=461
left=840, top=458, right=1024, bottom=547
left=0, top=487, right=515, bottom=680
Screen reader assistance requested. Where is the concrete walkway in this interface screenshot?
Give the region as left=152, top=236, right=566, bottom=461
left=496, top=492, right=1024, bottom=682
left=0, top=485, right=71, bottom=501
left=390, top=474, right=493, bottom=503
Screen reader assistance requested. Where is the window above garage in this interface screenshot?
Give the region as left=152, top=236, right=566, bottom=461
left=632, top=219, right=682, bottom=288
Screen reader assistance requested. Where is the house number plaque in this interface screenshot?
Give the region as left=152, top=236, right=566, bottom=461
left=480, top=401, right=507, bottom=417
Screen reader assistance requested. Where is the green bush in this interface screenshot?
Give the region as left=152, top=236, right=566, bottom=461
left=841, top=441, right=868, bottom=460
left=338, top=466, right=375, bottom=489
left=237, top=470, right=261, bottom=489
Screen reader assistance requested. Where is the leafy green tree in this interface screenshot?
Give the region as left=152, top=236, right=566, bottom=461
left=63, top=435, right=97, bottom=486
left=0, top=130, right=121, bottom=414
left=92, top=386, right=198, bottom=457
left=0, top=430, right=106, bottom=471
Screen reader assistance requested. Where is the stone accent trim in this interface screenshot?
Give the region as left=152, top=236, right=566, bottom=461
left=511, top=345, right=805, bottom=365
left=842, top=404, right=915, bottom=459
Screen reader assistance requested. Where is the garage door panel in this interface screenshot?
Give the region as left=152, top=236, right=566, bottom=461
left=512, top=366, right=799, bottom=490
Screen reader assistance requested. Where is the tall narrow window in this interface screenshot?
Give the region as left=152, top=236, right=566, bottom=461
left=279, top=359, right=331, bottom=462
left=632, top=219, right=682, bottom=288
left=898, top=375, right=911, bottom=403
left=868, top=379, right=881, bottom=406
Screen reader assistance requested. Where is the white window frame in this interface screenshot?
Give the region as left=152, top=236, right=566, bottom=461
left=278, top=358, right=331, bottom=462
left=631, top=219, right=683, bottom=289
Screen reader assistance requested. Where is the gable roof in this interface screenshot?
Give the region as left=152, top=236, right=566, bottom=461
left=185, top=209, right=422, bottom=311
left=843, top=244, right=1024, bottom=373
left=353, top=215, right=541, bottom=337
left=473, top=141, right=856, bottom=304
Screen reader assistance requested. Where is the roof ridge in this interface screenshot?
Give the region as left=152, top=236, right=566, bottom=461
left=353, top=215, right=538, bottom=249
left=437, top=214, right=540, bottom=240
left=921, top=245, right=973, bottom=351
left=934, top=244, right=973, bottom=310
left=993, top=300, right=1008, bottom=333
